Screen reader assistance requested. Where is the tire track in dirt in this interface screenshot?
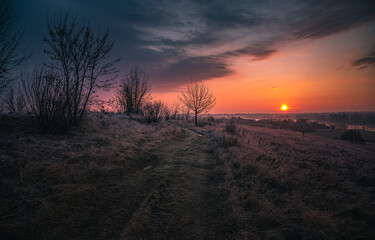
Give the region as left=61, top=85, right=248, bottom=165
left=121, top=128, right=231, bottom=239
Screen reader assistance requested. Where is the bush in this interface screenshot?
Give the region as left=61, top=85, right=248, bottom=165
left=22, top=67, right=74, bottom=134
left=143, top=101, right=166, bottom=124
left=225, top=118, right=238, bottom=135
left=340, top=130, right=364, bottom=143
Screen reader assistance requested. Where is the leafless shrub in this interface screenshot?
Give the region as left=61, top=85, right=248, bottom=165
left=178, top=80, right=216, bottom=126
left=0, top=0, right=28, bottom=94
left=22, top=67, right=73, bottom=133
left=115, top=66, right=151, bottom=114
left=143, top=101, right=167, bottom=124
left=224, top=118, right=238, bottom=135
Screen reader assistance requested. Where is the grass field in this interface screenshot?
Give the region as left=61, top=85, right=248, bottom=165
left=1, top=113, right=374, bottom=239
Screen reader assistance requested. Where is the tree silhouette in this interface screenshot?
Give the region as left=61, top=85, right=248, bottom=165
left=178, top=80, right=216, bottom=126
left=115, top=66, right=151, bottom=114
left=22, top=13, right=118, bottom=134
left=0, top=0, right=28, bottom=94
left=42, top=13, right=118, bottom=128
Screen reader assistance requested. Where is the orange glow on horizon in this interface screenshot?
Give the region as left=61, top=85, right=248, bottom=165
left=152, top=23, right=375, bottom=113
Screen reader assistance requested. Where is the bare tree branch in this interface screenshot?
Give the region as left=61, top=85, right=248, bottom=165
left=0, top=0, right=28, bottom=94
left=42, top=13, right=119, bottom=127
left=21, top=13, right=118, bottom=134
left=115, top=66, right=151, bottom=114
left=178, top=80, right=216, bottom=126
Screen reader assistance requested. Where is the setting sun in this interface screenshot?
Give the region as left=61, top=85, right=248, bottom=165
left=280, top=104, right=289, bottom=111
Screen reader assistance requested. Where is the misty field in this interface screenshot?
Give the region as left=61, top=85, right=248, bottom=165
left=0, top=113, right=374, bottom=239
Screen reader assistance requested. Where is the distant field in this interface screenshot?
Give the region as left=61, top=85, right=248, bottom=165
left=212, top=112, right=375, bottom=131
left=1, top=113, right=374, bottom=239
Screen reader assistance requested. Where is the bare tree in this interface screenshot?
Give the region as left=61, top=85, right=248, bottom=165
left=0, top=0, right=28, bottom=94
left=43, top=13, right=118, bottom=127
left=20, top=14, right=118, bottom=134
left=115, top=66, right=151, bottom=114
left=178, top=80, right=216, bottom=126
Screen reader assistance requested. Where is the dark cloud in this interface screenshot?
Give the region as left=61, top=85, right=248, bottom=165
left=357, top=65, right=369, bottom=70
left=351, top=49, right=375, bottom=70
left=197, top=1, right=262, bottom=29
left=219, top=45, right=278, bottom=61
left=288, top=0, right=375, bottom=40
left=353, top=57, right=375, bottom=67
left=235, top=47, right=278, bottom=61
left=152, top=56, right=233, bottom=90
left=14, top=0, right=375, bottom=90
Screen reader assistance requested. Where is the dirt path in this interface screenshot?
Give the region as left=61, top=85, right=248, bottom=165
left=121, top=128, right=231, bottom=239
left=0, top=119, right=232, bottom=240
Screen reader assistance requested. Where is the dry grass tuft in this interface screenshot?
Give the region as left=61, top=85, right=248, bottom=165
left=224, top=118, right=238, bottom=135
left=222, top=133, right=240, bottom=148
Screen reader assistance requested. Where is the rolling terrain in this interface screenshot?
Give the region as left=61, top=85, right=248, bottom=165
left=0, top=114, right=374, bottom=239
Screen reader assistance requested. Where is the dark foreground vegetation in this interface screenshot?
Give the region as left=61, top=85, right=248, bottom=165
left=1, top=113, right=374, bottom=239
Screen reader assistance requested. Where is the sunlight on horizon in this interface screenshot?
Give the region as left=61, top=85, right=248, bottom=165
left=280, top=104, right=289, bottom=111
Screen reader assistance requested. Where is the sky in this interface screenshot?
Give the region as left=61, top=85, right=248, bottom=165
left=13, top=0, right=375, bottom=113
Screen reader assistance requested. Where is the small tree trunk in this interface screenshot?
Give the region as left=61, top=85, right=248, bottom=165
left=195, top=111, right=198, bottom=127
